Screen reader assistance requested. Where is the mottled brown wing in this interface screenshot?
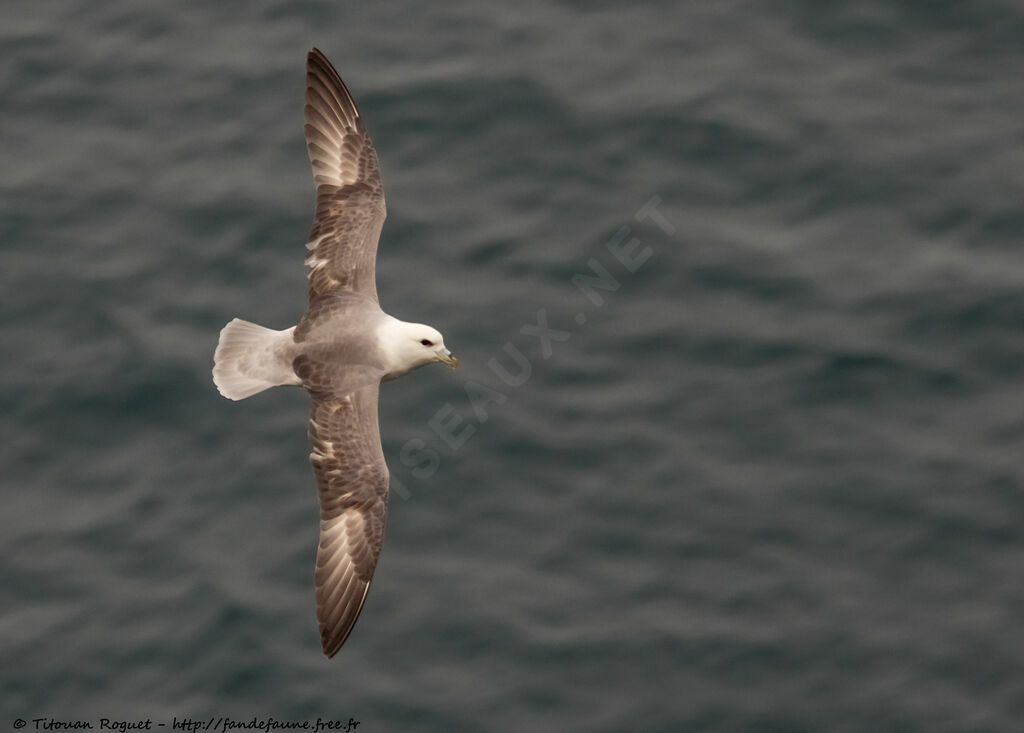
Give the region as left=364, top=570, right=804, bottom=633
left=304, top=48, right=387, bottom=302
left=308, top=383, right=389, bottom=657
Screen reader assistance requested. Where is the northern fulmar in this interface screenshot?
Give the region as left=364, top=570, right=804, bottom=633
left=212, top=48, right=458, bottom=657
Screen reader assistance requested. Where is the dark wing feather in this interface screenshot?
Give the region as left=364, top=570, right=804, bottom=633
left=308, top=383, right=389, bottom=657
left=304, top=48, right=386, bottom=302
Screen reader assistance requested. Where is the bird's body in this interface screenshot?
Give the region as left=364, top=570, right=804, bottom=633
left=212, top=48, right=457, bottom=657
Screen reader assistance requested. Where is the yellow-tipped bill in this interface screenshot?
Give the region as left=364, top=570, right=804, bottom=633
left=440, top=349, right=459, bottom=368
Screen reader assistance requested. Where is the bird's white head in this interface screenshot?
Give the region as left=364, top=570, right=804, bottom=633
left=378, top=318, right=458, bottom=379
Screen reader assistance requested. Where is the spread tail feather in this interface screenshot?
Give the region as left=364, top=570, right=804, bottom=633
left=213, top=319, right=299, bottom=400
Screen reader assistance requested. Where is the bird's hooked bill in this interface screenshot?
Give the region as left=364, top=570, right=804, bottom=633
left=440, top=348, right=459, bottom=368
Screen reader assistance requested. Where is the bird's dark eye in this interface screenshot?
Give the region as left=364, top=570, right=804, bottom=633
left=420, top=339, right=433, bottom=346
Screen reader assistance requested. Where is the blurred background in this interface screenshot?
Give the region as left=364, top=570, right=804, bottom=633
left=2, top=1, right=1023, bottom=730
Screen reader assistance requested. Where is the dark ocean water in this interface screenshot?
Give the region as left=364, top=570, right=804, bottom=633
left=3, top=1, right=1023, bottom=730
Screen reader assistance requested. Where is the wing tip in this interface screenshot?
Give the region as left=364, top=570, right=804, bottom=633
left=308, top=47, right=329, bottom=69
left=306, top=47, right=360, bottom=119
left=322, top=643, right=340, bottom=659
left=318, top=615, right=356, bottom=658
left=317, top=578, right=375, bottom=658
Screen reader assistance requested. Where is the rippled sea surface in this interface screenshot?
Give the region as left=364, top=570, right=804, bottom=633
left=3, top=2, right=1024, bottom=730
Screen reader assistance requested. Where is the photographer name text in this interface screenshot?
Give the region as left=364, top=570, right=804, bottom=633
left=14, top=718, right=360, bottom=733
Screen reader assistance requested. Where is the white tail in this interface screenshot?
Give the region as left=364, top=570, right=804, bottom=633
left=213, top=319, right=300, bottom=400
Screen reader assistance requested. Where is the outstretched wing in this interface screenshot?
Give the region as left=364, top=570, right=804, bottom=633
left=308, top=383, right=389, bottom=657
left=304, top=48, right=387, bottom=301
